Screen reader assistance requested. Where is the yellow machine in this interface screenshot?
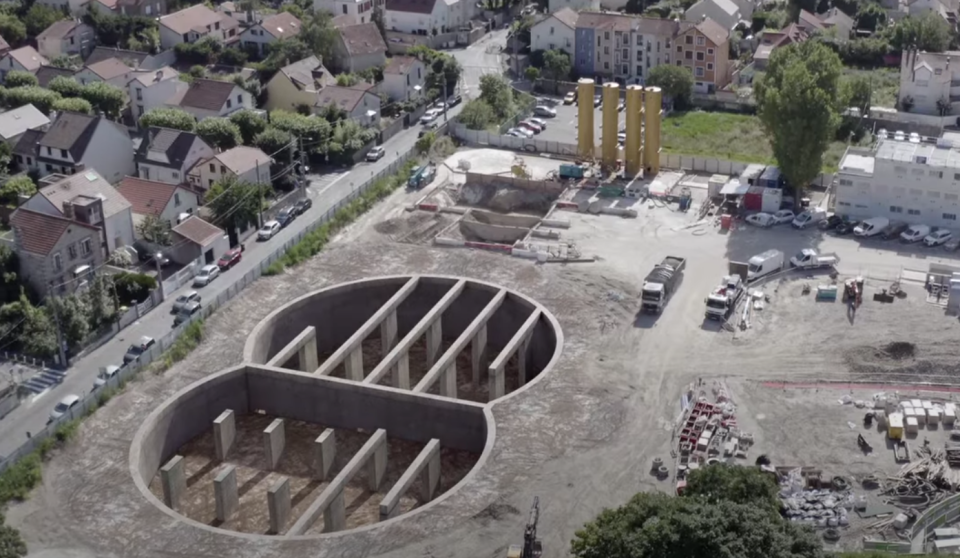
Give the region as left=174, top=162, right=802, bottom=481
left=624, top=85, right=644, bottom=176
left=600, top=82, right=619, bottom=169
left=507, top=497, right=542, bottom=558
left=642, top=86, right=662, bottom=175
left=576, top=79, right=594, bottom=159
left=888, top=412, right=904, bottom=440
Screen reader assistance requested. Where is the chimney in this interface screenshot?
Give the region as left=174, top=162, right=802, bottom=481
left=62, top=201, right=75, bottom=220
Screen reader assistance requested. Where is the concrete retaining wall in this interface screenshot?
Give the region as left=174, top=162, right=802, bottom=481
left=460, top=220, right=531, bottom=243
left=464, top=172, right=565, bottom=196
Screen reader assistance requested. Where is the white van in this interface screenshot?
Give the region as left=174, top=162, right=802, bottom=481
left=746, top=250, right=784, bottom=282
left=791, top=208, right=826, bottom=229
left=854, top=217, right=890, bottom=237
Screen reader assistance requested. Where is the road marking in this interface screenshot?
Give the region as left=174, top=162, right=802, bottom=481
left=312, top=171, right=350, bottom=199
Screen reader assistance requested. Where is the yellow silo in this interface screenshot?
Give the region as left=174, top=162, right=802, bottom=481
left=577, top=79, right=595, bottom=159
left=601, top=82, right=619, bottom=168
left=625, top=85, right=643, bottom=176
left=643, top=86, right=662, bottom=175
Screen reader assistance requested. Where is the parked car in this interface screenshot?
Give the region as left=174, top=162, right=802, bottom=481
left=894, top=130, right=906, bottom=141
left=193, top=264, right=220, bottom=287
left=563, top=91, right=576, bottom=104
left=173, top=301, right=202, bottom=327
left=834, top=220, right=860, bottom=235
left=294, top=198, right=312, bottom=215
left=419, top=110, right=441, bottom=124
left=217, top=247, right=242, bottom=270
left=132, top=240, right=170, bottom=267
left=533, top=105, right=557, bottom=117
left=48, top=394, right=80, bottom=423
left=93, top=366, right=120, bottom=390
left=276, top=206, right=296, bottom=228
left=529, top=117, right=548, bottom=129
left=617, top=100, right=625, bottom=112
left=519, top=120, right=542, bottom=133
left=419, top=120, right=439, bottom=137
left=945, top=236, right=960, bottom=251
left=880, top=221, right=909, bottom=240
left=617, top=132, right=626, bottom=143
left=909, top=132, right=921, bottom=144
left=877, top=128, right=888, bottom=140
left=819, top=215, right=844, bottom=230
left=746, top=212, right=776, bottom=227
left=258, top=220, right=281, bottom=240
left=366, top=146, right=385, bottom=161
left=772, top=209, right=796, bottom=225
left=901, top=224, right=932, bottom=242
left=924, top=229, right=953, bottom=246
left=594, top=95, right=602, bottom=107
left=446, top=93, right=462, bottom=106
left=123, top=336, right=156, bottom=364
left=853, top=216, right=889, bottom=237
left=791, top=208, right=827, bottom=229
left=508, top=127, right=533, bottom=138
left=172, top=290, right=201, bottom=313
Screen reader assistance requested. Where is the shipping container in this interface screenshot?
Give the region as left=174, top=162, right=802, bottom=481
left=758, top=166, right=783, bottom=189
left=740, top=164, right=766, bottom=186
left=743, top=186, right=764, bottom=211
left=761, top=187, right=782, bottom=213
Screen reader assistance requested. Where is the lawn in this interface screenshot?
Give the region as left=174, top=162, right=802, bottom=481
left=843, top=67, right=899, bottom=109
left=660, top=111, right=861, bottom=173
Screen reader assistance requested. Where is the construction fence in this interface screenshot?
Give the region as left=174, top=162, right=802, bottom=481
left=0, top=145, right=422, bottom=476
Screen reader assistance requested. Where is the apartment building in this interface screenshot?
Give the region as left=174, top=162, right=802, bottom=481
left=835, top=134, right=960, bottom=228
left=574, top=12, right=680, bottom=84
left=676, top=19, right=731, bottom=92
left=898, top=48, right=960, bottom=116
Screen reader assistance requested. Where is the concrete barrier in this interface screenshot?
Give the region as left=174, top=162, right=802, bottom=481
left=418, top=203, right=439, bottom=211
left=464, top=241, right=513, bottom=252
left=434, top=237, right=466, bottom=247
left=540, top=218, right=571, bottom=228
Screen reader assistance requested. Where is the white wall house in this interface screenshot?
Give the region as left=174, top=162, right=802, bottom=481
left=158, top=4, right=240, bottom=50
left=684, top=0, right=740, bottom=32
left=381, top=56, right=425, bottom=101
left=549, top=0, right=599, bottom=12
left=168, top=78, right=254, bottom=120
left=531, top=8, right=578, bottom=55
left=0, top=47, right=47, bottom=82
left=75, top=58, right=136, bottom=88
left=316, top=0, right=379, bottom=25
left=37, top=20, right=95, bottom=60
left=188, top=146, right=272, bottom=191
left=135, top=127, right=215, bottom=185
left=386, top=0, right=462, bottom=35
left=128, top=67, right=187, bottom=121
left=835, top=136, right=960, bottom=229
left=118, top=176, right=201, bottom=232
left=239, top=12, right=302, bottom=56
left=899, top=49, right=960, bottom=116
left=33, top=112, right=135, bottom=184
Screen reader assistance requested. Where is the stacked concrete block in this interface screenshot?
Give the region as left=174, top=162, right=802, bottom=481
left=213, top=409, right=236, bottom=461
left=160, top=455, right=186, bottom=510
left=267, top=477, right=291, bottom=534
left=214, top=465, right=239, bottom=522
left=263, top=418, right=285, bottom=470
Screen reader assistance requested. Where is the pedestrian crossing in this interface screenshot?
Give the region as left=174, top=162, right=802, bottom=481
left=21, top=369, right=66, bottom=396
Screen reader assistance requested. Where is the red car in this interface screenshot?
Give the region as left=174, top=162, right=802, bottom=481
left=217, top=247, right=242, bottom=270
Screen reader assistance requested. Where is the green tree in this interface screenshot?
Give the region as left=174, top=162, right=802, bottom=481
left=2, top=87, right=62, bottom=114
left=261, top=38, right=312, bottom=72
left=17, top=294, right=56, bottom=357
left=46, top=295, right=90, bottom=348
left=571, top=492, right=823, bottom=558
left=219, top=47, right=248, bottom=67
left=3, top=71, right=37, bottom=89
left=459, top=99, right=496, bottom=130
left=52, top=97, right=94, bottom=114
left=138, top=108, right=196, bottom=131
left=416, top=131, right=435, bottom=154
left=326, top=119, right=376, bottom=164
left=253, top=127, right=293, bottom=164
left=47, top=76, right=84, bottom=98
left=336, top=73, right=361, bottom=86
left=856, top=2, right=886, bottom=32
left=136, top=214, right=171, bottom=245
left=0, top=13, right=26, bottom=45
left=23, top=4, right=64, bottom=38
left=269, top=109, right=332, bottom=147
left=229, top=109, right=268, bottom=144
left=174, top=36, right=222, bottom=64
left=82, top=8, right=158, bottom=50
left=0, top=245, right=26, bottom=305
left=79, top=81, right=125, bottom=118
left=0, top=519, right=27, bottom=558
left=205, top=176, right=264, bottom=235
left=755, top=40, right=841, bottom=196
left=524, top=66, right=540, bottom=81
left=48, top=55, right=76, bottom=69
left=479, top=74, right=514, bottom=119
left=885, top=12, right=951, bottom=52
left=683, top=463, right=781, bottom=513
left=0, top=175, right=35, bottom=206
left=841, top=74, right=872, bottom=118
left=85, top=274, right=117, bottom=327
left=196, top=117, right=242, bottom=150
left=299, top=12, right=339, bottom=67
left=542, top=49, right=572, bottom=83
left=646, top=64, right=694, bottom=108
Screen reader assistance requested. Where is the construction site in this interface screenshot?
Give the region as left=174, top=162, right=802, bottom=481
left=11, top=86, right=960, bottom=558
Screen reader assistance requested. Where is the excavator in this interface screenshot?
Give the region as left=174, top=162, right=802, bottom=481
left=507, top=497, right=543, bottom=558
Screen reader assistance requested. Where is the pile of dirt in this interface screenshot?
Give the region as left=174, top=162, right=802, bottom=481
left=844, top=342, right=960, bottom=381
left=374, top=213, right=452, bottom=243
left=882, top=342, right=916, bottom=360
left=460, top=182, right=555, bottom=214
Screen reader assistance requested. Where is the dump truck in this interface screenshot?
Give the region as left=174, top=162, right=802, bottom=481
left=789, top=249, right=840, bottom=269
left=704, top=275, right=744, bottom=320
left=640, top=256, right=686, bottom=313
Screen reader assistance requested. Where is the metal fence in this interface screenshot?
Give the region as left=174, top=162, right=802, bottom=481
left=0, top=145, right=421, bottom=474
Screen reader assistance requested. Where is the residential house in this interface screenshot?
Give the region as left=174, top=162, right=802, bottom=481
left=898, top=48, right=960, bottom=115
left=118, top=0, right=167, bottom=16
left=0, top=105, right=50, bottom=147
left=37, top=20, right=95, bottom=60
left=188, top=146, right=272, bottom=190
left=817, top=7, right=854, bottom=38
left=158, top=5, right=240, bottom=51
left=907, top=0, right=958, bottom=25
left=167, top=78, right=253, bottom=120
left=0, top=35, right=9, bottom=58
left=729, top=0, right=756, bottom=19
left=89, top=0, right=120, bottom=13
left=548, top=0, right=599, bottom=13
left=240, top=12, right=302, bottom=56
left=332, top=22, right=388, bottom=73
left=0, top=47, right=47, bottom=82
left=531, top=7, right=578, bottom=55
left=169, top=216, right=227, bottom=266
left=35, top=66, right=75, bottom=87
left=263, top=55, right=337, bottom=112
left=12, top=130, right=44, bottom=174
left=752, top=23, right=807, bottom=70
left=685, top=0, right=740, bottom=32
left=22, top=170, right=136, bottom=255
left=386, top=0, right=467, bottom=36
left=135, top=127, right=215, bottom=185
left=9, top=207, right=104, bottom=297
left=796, top=9, right=826, bottom=34
left=84, top=46, right=151, bottom=68
left=574, top=12, right=680, bottom=84
left=315, top=84, right=380, bottom=125
left=118, top=176, right=200, bottom=233
left=381, top=55, right=425, bottom=101
left=31, top=112, right=135, bottom=183
left=128, top=67, right=187, bottom=120
left=218, top=1, right=265, bottom=25
left=35, top=0, right=87, bottom=16
left=316, top=0, right=381, bottom=25
left=676, top=18, right=731, bottom=93
left=75, top=57, right=135, bottom=88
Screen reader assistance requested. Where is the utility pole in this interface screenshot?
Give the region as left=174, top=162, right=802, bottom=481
left=298, top=136, right=308, bottom=192
left=50, top=299, right=67, bottom=369
left=256, top=160, right=264, bottom=228
left=154, top=255, right=164, bottom=302
left=443, top=80, right=448, bottom=122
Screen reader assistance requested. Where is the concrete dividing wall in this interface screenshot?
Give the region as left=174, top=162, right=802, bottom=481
left=160, top=455, right=186, bottom=510
left=213, top=410, right=236, bottom=461
left=464, top=172, right=565, bottom=196
left=469, top=210, right=541, bottom=228
left=460, top=220, right=530, bottom=243
left=263, top=418, right=285, bottom=470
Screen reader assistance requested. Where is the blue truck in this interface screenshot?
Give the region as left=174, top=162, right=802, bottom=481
left=408, top=165, right=436, bottom=189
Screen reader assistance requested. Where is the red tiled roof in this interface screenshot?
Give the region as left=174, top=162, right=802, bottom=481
left=10, top=207, right=98, bottom=256
left=117, top=176, right=179, bottom=216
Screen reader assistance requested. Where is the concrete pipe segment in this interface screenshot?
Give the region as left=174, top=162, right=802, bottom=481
left=130, top=276, right=562, bottom=540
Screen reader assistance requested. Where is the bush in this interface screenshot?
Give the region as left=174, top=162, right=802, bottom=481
left=156, top=319, right=204, bottom=372
left=113, top=272, right=156, bottom=305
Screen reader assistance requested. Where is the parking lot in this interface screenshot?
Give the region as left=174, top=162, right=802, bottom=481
left=520, top=97, right=628, bottom=145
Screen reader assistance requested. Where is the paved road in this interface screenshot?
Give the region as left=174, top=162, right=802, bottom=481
left=0, top=33, right=507, bottom=460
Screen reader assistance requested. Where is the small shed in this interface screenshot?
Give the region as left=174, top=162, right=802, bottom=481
left=170, top=216, right=228, bottom=266
left=740, top=164, right=766, bottom=186
left=758, top=166, right=783, bottom=189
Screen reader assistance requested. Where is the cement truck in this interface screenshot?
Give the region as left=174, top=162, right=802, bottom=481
left=640, top=256, right=686, bottom=313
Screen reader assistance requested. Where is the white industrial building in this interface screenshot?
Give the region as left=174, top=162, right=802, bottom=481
left=835, top=135, right=960, bottom=228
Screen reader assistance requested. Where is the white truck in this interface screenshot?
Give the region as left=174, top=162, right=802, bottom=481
left=854, top=217, right=889, bottom=237
left=746, top=250, right=784, bottom=282
left=790, top=249, right=840, bottom=269
left=705, top=275, right=745, bottom=320
left=791, top=208, right=827, bottom=229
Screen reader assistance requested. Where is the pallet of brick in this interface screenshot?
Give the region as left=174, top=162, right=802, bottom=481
left=906, top=416, right=919, bottom=434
